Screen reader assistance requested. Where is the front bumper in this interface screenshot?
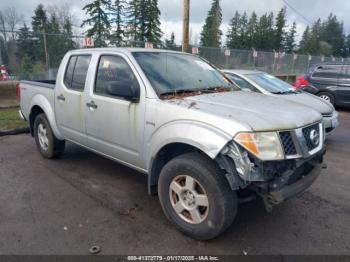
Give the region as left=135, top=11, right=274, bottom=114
left=323, top=112, right=339, bottom=134
left=253, top=149, right=326, bottom=211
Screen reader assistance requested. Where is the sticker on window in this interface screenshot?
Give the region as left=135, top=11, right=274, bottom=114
left=102, top=60, right=110, bottom=68
left=195, top=60, right=215, bottom=71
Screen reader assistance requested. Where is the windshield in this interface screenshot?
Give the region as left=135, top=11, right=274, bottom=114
left=132, top=52, right=236, bottom=97
left=245, top=73, right=300, bottom=94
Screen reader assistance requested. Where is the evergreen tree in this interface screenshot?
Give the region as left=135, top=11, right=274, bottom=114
left=31, top=4, right=48, bottom=64
left=62, top=15, right=76, bottom=51
left=47, top=13, right=64, bottom=67
left=298, top=25, right=310, bottom=53
left=257, top=12, right=275, bottom=51
left=125, top=0, right=139, bottom=42
left=226, top=11, right=240, bottom=49
left=285, top=22, right=296, bottom=53
left=144, top=0, right=162, bottom=45
left=200, top=0, right=222, bottom=47
left=165, top=32, right=176, bottom=49
left=321, top=14, right=344, bottom=56
left=246, top=12, right=258, bottom=49
left=16, top=23, right=35, bottom=61
left=81, top=0, right=111, bottom=47
left=274, top=7, right=287, bottom=51
left=238, top=12, right=248, bottom=49
left=309, top=18, right=322, bottom=55
left=110, top=0, right=126, bottom=46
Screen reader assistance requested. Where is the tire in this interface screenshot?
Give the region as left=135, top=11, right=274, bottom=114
left=317, top=92, right=335, bottom=105
left=158, top=152, right=237, bottom=240
left=34, top=113, right=65, bottom=158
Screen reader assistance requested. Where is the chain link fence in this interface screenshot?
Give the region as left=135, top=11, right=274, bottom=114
left=2, top=32, right=349, bottom=81
left=197, top=47, right=350, bottom=76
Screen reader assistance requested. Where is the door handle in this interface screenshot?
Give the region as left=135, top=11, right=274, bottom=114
left=57, top=94, right=65, bottom=101
left=86, top=101, right=98, bottom=109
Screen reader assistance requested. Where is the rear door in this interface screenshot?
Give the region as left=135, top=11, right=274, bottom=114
left=55, top=54, right=92, bottom=145
left=335, top=65, right=350, bottom=105
left=310, top=64, right=342, bottom=88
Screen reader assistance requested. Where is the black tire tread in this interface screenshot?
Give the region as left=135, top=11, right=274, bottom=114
left=158, top=152, right=237, bottom=240
left=34, top=113, right=65, bottom=158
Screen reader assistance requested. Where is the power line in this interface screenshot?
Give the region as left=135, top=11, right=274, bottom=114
left=281, top=0, right=313, bottom=25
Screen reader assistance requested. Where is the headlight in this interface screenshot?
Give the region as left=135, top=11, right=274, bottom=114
left=233, top=132, right=284, bottom=161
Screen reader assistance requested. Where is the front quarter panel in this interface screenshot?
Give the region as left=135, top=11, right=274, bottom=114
left=145, top=120, right=233, bottom=170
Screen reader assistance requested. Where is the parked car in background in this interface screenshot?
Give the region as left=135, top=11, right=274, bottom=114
left=19, top=48, right=326, bottom=240
left=293, top=63, right=350, bottom=107
left=223, top=69, right=339, bottom=134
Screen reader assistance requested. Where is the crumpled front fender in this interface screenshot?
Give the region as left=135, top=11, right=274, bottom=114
left=146, top=120, right=233, bottom=170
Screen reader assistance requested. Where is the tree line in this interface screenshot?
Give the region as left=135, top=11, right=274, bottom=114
left=200, top=0, right=350, bottom=57
left=1, top=0, right=350, bottom=78
left=81, top=0, right=163, bottom=47
left=0, top=4, right=76, bottom=77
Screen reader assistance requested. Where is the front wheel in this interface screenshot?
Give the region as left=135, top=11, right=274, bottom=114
left=158, top=153, right=237, bottom=240
left=34, top=113, right=65, bottom=158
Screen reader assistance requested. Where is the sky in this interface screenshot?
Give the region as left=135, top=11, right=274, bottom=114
left=2, top=0, right=350, bottom=45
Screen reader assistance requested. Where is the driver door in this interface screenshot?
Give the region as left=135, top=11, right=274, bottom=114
left=84, top=53, right=145, bottom=168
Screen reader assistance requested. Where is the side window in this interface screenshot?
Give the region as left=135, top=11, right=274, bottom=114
left=71, top=56, right=91, bottom=91
left=312, top=65, right=342, bottom=79
left=64, top=55, right=91, bottom=91
left=95, top=55, right=138, bottom=98
left=229, top=74, right=259, bottom=92
left=64, top=56, right=77, bottom=89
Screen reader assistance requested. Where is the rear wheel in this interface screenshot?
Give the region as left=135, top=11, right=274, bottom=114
left=317, top=92, right=335, bottom=105
left=158, top=153, right=237, bottom=240
left=34, top=113, right=65, bottom=158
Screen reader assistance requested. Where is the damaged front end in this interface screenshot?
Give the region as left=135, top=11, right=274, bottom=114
left=216, top=122, right=326, bottom=211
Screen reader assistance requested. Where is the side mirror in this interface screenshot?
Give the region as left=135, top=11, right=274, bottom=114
left=106, top=81, right=140, bottom=102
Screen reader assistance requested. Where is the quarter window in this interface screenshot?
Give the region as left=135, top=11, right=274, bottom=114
left=312, top=65, right=342, bottom=79
left=64, top=55, right=91, bottom=91
left=95, top=55, right=138, bottom=97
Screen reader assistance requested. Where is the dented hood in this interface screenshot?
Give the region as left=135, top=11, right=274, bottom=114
left=179, top=91, right=322, bottom=131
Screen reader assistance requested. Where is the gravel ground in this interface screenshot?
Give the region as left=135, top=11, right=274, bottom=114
left=0, top=110, right=349, bottom=255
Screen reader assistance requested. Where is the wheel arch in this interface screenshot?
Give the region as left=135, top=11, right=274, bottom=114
left=148, top=142, right=212, bottom=195
left=29, top=95, right=63, bottom=139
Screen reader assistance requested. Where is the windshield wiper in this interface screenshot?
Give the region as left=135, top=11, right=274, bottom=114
left=159, top=89, right=202, bottom=97
left=199, top=86, right=234, bottom=93
left=271, top=90, right=298, bottom=95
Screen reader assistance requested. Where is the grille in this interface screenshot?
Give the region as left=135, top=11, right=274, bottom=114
left=302, top=123, right=320, bottom=151
left=279, top=131, right=297, bottom=156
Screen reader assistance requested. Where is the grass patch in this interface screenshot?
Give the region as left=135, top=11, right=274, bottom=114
left=0, top=107, right=28, bottom=131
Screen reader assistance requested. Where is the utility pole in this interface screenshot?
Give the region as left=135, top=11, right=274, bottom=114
left=182, top=0, right=190, bottom=53
left=42, top=27, right=49, bottom=70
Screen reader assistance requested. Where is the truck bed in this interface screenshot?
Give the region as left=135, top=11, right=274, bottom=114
left=20, top=80, right=56, bottom=121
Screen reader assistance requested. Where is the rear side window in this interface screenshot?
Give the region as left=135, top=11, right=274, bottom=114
left=64, top=56, right=77, bottom=88
left=64, top=55, right=91, bottom=91
left=95, top=55, right=137, bottom=97
left=312, top=65, right=342, bottom=79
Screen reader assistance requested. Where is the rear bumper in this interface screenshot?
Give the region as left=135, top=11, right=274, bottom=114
left=254, top=149, right=326, bottom=211
left=18, top=110, right=26, bottom=121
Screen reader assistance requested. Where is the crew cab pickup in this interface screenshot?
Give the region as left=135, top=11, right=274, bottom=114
left=19, top=48, right=326, bottom=240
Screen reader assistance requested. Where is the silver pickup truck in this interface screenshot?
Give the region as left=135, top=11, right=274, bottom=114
left=19, top=48, right=326, bottom=240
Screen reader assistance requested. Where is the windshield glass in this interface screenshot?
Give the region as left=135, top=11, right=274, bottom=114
left=132, top=52, right=236, bottom=97
left=245, top=73, right=299, bottom=94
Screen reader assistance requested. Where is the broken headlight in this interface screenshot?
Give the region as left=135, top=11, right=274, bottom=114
left=233, top=132, right=284, bottom=161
